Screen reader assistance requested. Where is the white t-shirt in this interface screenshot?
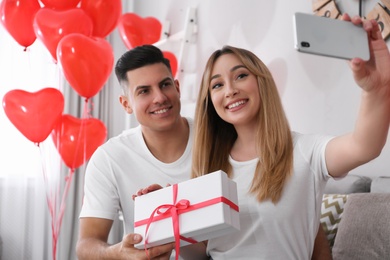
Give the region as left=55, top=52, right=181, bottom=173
left=207, top=132, right=333, bottom=260
left=79, top=117, right=193, bottom=234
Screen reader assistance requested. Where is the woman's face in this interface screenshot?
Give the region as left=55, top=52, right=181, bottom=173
left=209, top=53, right=261, bottom=127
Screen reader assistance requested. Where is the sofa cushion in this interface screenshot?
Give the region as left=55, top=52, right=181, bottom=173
left=320, top=194, right=348, bottom=247
left=370, top=176, right=390, bottom=193
left=332, top=193, right=390, bottom=260
left=324, top=175, right=371, bottom=194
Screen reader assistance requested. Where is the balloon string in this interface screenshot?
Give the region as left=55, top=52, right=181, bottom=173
left=70, top=100, right=90, bottom=169
left=39, top=143, right=54, bottom=221
left=84, top=98, right=94, bottom=118
left=38, top=142, right=57, bottom=260
left=82, top=99, right=93, bottom=166
left=54, top=168, right=75, bottom=251
left=50, top=168, right=74, bottom=260
left=58, top=169, right=75, bottom=228
left=56, top=65, right=65, bottom=95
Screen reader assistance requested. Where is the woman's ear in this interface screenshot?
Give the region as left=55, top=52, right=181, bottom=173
left=119, top=95, right=133, bottom=114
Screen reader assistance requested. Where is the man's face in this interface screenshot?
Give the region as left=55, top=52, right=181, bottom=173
left=120, top=63, right=181, bottom=132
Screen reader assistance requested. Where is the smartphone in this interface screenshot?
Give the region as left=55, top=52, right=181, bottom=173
left=293, top=12, right=370, bottom=60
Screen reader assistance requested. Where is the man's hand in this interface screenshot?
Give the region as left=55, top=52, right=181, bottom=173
left=120, top=233, right=175, bottom=259
left=132, top=184, right=168, bottom=200
left=77, top=217, right=174, bottom=260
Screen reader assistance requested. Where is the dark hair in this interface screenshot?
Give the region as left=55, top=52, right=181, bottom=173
left=115, top=45, right=172, bottom=88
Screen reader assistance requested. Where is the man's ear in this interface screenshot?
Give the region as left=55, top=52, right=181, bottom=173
left=174, top=79, right=180, bottom=96
left=119, top=95, right=133, bottom=114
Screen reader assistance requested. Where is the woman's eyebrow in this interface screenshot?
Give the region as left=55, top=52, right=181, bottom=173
left=210, top=73, right=221, bottom=81
left=210, top=65, right=246, bottom=81
left=231, top=65, right=245, bottom=72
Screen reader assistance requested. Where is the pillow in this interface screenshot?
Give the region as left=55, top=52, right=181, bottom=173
left=320, top=194, right=348, bottom=247
left=370, top=176, right=390, bottom=193
left=324, top=175, right=371, bottom=194
left=332, top=193, right=390, bottom=260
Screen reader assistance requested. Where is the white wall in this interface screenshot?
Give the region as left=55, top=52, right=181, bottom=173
left=110, top=0, right=390, bottom=178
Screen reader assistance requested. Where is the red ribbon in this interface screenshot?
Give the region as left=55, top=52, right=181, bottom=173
left=136, top=183, right=239, bottom=260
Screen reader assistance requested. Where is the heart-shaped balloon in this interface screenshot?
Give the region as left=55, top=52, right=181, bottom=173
left=34, top=8, right=93, bottom=62
left=0, top=0, right=41, bottom=49
left=163, top=51, right=178, bottom=78
left=2, top=88, right=64, bottom=144
left=80, top=0, right=122, bottom=38
left=52, top=114, right=107, bottom=169
left=40, top=0, right=80, bottom=10
left=57, top=33, right=114, bottom=99
left=118, top=13, right=162, bottom=49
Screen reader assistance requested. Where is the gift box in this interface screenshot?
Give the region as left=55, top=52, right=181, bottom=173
left=133, top=170, right=240, bottom=251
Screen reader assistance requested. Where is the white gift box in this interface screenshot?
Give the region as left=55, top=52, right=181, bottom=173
left=134, top=170, right=240, bottom=249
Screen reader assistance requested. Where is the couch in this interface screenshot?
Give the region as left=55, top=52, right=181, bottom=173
left=321, top=175, right=390, bottom=260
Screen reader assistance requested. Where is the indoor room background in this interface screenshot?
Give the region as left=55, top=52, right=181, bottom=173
left=0, top=0, right=389, bottom=259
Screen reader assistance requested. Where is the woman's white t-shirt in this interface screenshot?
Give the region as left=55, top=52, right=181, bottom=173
left=207, top=132, right=333, bottom=260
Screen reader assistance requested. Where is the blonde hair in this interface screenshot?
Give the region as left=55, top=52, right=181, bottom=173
left=191, top=46, right=293, bottom=203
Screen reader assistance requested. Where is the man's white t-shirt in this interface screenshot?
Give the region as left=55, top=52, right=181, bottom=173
left=207, top=132, right=333, bottom=260
left=79, top=118, right=193, bottom=234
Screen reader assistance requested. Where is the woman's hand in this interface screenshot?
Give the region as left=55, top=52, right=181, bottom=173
left=343, top=13, right=390, bottom=94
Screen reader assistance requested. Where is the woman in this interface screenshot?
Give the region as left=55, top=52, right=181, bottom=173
left=191, top=14, right=390, bottom=259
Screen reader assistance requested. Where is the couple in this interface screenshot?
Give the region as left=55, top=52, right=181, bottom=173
left=76, top=14, right=390, bottom=260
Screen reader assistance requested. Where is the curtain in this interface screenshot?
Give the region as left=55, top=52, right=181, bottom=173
left=0, top=1, right=136, bottom=259
left=56, top=64, right=126, bottom=260
left=57, top=1, right=139, bottom=254
left=0, top=129, right=65, bottom=260
left=0, top=19, right=58, bottom=260
left=55, top=3, right=135, bottom=254
left=0, top=176, right=51, bottom=260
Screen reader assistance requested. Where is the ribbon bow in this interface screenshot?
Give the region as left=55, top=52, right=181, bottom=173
left=144, top=184, right=197, bottom=260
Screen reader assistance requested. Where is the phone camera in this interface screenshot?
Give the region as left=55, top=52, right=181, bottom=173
left=301, top=41, right=310, bottom=48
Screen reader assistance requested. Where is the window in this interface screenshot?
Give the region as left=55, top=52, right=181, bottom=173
left=0, top=23, right=59, bottom=177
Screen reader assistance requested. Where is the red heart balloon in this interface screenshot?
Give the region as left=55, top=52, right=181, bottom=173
left=40, top=0, right=80, bottom=10
left=80, top=0, right=122, bottom=38
left=52, top=114, right=107, bottom=169
left=118, top=13, right=162, bottom=49
left=57, top=34, right=114, bottom=99
left=0, top=0, right=41, bottom=49
left=163, top=51, right=178, bottom=78
left=34, top=8, right=93, bottom=62
left=2, top=88, right=64, bottom=144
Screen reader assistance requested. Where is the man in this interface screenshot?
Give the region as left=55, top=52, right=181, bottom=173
left=76, top=44, right=200, bottom=259
left=76, top=45, right=331, bottom=259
